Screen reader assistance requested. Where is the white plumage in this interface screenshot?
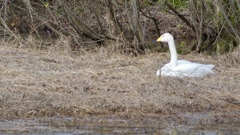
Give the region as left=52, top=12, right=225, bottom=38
left=156, top=33, right=214, bottom=77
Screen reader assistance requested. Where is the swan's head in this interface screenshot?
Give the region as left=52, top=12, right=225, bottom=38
left=156, top=33, right=173, bottom=43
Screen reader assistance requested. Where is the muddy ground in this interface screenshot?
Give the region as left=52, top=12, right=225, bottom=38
left=0, top=44, right=239, bottom=123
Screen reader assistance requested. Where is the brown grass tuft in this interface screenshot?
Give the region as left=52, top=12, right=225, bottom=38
left=0, top=44, right=239, bottom=120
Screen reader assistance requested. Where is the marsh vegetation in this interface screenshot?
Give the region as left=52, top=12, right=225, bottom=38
left=0, top=0, right=240, bottom=134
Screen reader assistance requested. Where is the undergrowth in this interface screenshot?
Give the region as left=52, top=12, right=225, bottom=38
left=0, top=42, right=239, bottom=120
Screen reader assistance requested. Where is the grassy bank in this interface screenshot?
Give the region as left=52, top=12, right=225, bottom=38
left=0, top=45, right=239, bottom=120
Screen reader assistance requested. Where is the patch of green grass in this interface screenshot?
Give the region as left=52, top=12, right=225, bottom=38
left=168, top=0, right=189, bottom=9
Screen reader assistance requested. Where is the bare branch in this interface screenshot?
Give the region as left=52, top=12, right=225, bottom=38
left=164, top=1, right=196, bottom=33
left=216, top=0, right=240, bottom=42
left=58, top=0, right=105, bottom=41
left=136, top=0, right=161, bottom=36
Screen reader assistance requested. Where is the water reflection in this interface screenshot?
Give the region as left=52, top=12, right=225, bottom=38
left=0, top=114, right=239, bottom=135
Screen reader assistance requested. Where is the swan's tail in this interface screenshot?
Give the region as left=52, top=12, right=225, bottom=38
left=205, top=64, right=215, bottom=69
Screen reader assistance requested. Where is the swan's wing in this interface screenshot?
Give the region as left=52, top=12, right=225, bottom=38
left=160, top=62, right=208, bottom=77
left=159, top=61, right=214, bottom=77
left=172, top=63, right=214, bottom=77
left=177, top=60, right=192, bottom=65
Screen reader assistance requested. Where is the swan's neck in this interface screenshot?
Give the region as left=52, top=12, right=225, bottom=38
left=168, top=39, right=178, bottom=67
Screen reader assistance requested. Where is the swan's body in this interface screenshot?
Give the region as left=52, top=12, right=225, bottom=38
left=156, top=33, right=214, bottom=77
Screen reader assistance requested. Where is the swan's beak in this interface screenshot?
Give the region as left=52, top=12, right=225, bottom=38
left=156, top=36, right=162, bottom=42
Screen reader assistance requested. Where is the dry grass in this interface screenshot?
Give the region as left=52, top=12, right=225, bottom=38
left=0, top=43, right=239, bottom=120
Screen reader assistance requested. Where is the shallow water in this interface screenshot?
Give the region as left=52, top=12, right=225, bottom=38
left=0, top=113, right=240, bottom=135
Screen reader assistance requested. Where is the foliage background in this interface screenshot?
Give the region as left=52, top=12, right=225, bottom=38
left=0, top=0, right=240, bottom=54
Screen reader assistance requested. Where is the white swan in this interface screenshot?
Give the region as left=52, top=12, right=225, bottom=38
left=156, top=33, right=214, bottom=77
